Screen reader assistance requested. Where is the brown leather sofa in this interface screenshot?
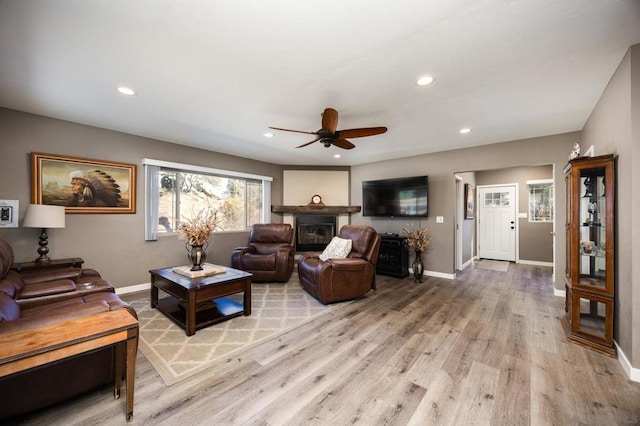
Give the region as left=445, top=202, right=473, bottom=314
left=231, top=223, right=295, bottom=282
left=298, top=225, right=381, bottom=304
left=0, top=238, right=115, bottom=308
left=0, top=238, right=137, bottom=420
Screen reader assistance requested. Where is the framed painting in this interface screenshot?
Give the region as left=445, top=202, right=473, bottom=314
left=31, top=152, right=136, bottom=214
left=464, top=183, right=475, bottom=220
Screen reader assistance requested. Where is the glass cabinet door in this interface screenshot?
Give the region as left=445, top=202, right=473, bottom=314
left=577, top=168, right=607, bottom=289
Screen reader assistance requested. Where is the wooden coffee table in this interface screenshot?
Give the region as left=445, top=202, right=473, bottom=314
left=149, top=265, right=252, bottom=336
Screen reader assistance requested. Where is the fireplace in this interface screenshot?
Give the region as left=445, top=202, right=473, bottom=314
left=295, top=215, right=336, bottom=252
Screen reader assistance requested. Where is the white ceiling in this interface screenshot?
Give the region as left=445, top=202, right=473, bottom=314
left=1, top=1, right=639, bottom=166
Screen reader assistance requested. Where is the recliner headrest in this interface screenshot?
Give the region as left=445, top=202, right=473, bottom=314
left=0, top=238, right=15, bottom=280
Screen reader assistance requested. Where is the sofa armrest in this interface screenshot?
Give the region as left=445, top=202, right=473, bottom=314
left=326, top=258, right=369, bottom=272
left=18, top=279, right=76, bottom=299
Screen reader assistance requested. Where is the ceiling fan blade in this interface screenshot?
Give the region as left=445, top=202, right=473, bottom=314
left=337, top=127, right=388, bottom=138
left=321, top=108, right=339, bottom=133
left=332, top=138, right=356, bottom=150
left=296, top=138, right=320, bottom=148
left=269, top=126, right=317, bottom=135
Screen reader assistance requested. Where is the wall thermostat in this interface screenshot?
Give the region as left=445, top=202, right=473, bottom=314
left=0, top=200, right=19, bottom=228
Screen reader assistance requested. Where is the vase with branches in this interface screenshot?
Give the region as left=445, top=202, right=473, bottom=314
left=178, top=208, right=221, bottom=270
left=402, top=224, right=431, bottom=282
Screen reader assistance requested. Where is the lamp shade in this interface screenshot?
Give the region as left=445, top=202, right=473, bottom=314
left=22, top=204, right=66, bottom=228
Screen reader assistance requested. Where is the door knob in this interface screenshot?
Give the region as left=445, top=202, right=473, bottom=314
left=510, top=226, right=515, bottom=229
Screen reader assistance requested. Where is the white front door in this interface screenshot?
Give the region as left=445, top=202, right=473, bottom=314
left=478, top=185, right=517, bottom=261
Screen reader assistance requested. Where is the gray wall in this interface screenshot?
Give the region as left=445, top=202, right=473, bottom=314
left=581, top=44, right=639, bottom=367
left=0, top=108, right=283, bottom=288
left=476, top=165, right=554, bottom=263
left=351, top=133, right=575, bottom=279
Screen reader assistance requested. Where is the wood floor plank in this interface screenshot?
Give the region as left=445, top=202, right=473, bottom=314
left=7, top=263, right=640, bottom=426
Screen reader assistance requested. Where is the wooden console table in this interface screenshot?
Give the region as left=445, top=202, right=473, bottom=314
left=0, top=309, right=139, bottom=421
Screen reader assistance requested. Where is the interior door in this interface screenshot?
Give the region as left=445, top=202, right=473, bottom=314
left=478, top=185, right=516, bottom=261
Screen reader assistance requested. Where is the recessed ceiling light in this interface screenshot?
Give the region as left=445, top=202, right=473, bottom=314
left=416, top=75, right=435, bottom=86
left=334, top=154, right=341, bottom=159
left=459, top=128, right=472, bottom=134
left=116, top=86, right=136, bottom=96
left=263, top=132, right=274, bottom=138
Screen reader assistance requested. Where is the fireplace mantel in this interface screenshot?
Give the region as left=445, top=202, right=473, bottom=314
left=271, top=205, right=361, bottom=215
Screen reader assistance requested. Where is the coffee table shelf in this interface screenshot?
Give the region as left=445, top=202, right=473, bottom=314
left=155, top=296, right=244, bottom=332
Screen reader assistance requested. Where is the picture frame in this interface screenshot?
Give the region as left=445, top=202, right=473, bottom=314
left=464, top=183, right=475, bottom=220
left=31, top=152, right=136, bottom=214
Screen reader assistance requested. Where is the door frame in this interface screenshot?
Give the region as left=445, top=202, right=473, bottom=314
left=455, top=175, right=464, bottom=270
left=476, top=183, right=519, bottom=262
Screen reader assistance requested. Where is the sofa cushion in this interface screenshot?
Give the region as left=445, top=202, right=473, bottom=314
left=0, top=292, right=20, bottom=322
left=319, top=237, right=352, bottom=261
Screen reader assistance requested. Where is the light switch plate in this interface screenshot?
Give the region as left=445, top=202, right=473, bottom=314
left=0, top=200, right=19, bottom=227
left=436, top=216, right=444, bottom=223
left=518, top=212, right=528, bottom=218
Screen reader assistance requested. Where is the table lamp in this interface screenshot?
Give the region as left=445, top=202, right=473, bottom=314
left=22, top=204, right=66, bottom=262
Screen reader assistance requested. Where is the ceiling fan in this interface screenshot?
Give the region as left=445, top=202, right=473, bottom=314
left=269, top=107, right=387, bottom=150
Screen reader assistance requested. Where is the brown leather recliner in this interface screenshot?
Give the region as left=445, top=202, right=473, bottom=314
left=298, top=225, right=381, bottom=304
left=231, top=223, right=295, bottom=282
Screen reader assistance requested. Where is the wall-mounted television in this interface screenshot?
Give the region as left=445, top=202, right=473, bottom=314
left=362, top=175, right=428, bottom=217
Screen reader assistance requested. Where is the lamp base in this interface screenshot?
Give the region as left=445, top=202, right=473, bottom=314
left=34, top=228, right=51, bottom=263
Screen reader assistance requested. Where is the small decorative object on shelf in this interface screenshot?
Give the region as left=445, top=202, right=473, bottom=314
left=568, top=142, right=581, bottom=160
left=402, top=224, right=431, bottom=283
left=178, top=208, right=221, bottom=271
left=564, top=154, right=616, bottom=357
left=308, top=194, right=325, bottom=206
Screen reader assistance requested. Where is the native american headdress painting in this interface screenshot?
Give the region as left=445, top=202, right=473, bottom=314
left=69, top=169, right=122, bottom=207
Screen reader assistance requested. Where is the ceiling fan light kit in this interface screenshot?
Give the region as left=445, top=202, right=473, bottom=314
left=269, top=107, right=387, bottom=150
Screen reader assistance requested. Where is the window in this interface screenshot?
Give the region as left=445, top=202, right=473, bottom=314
left=143, top=159, right=272, bottom=240
left=528, top=179, right=553, bottom=222
left=483, top=191, right=511, bottom=207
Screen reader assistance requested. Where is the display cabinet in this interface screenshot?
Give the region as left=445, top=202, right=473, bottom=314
left=563, top=154, right=615, bottom=357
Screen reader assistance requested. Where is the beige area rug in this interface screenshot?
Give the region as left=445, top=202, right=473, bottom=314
left=475, top=259, right=510, bottom=272
left=130, top=277, right=337, bottom=386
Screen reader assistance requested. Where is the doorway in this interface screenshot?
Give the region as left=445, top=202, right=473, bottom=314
left=477, top=184, right=517, bottom=261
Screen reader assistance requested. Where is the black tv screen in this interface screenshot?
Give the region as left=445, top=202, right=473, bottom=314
left=362, top=176, right=428, bottom=217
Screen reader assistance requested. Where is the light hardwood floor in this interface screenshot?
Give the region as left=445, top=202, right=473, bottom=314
left=7, top=263, right=640, bottom=425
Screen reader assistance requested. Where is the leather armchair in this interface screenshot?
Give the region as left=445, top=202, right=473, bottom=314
left=298, top=225, right=381, bottom=304
left=0, top=238, right=114, bottom=308
left=231, top=223, right=295, bottom=282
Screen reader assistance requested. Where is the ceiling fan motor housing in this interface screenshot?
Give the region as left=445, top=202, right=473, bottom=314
left=319, top=137, right=334, bottom=147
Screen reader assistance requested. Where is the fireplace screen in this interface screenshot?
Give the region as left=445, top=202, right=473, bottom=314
left=295, top=215, right=336, bottom=252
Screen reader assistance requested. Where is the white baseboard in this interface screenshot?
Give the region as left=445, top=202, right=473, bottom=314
left=115, top=283, right=150, bottom=295
left=459, top=258, right=474, bottom=271
left=517, top=259, right=554, bottom=267
left=554, top=288, right=566, bottom=297
left=615, top=341, right=640, bottom=382
left=409, top=268, right=455, bottom=280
